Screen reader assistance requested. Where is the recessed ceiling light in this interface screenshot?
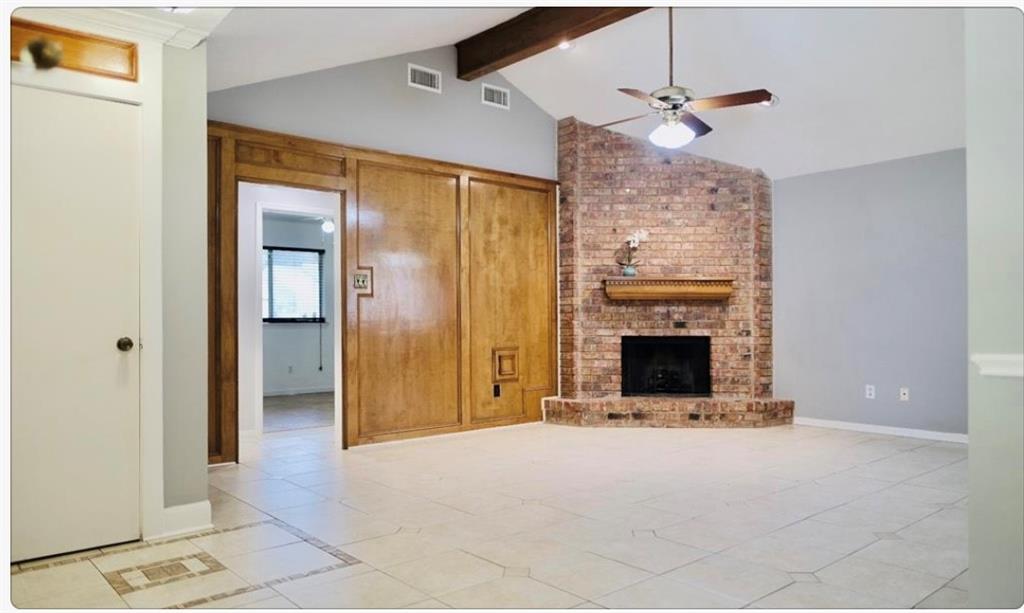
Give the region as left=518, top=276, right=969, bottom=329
left=160, top=7, right=194, bottom=14
left=557, top=40, right=574, bottom=50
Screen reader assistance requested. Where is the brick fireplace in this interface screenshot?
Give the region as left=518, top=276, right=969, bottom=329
left=543, top=118, right=793, bottom=428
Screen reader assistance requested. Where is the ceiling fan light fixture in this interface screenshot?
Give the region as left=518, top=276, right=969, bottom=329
left=557, top=40, right=574, bottom=50
left=649, top=121, right=695, bottom=149
left=760, top=94, right=779, bottom=107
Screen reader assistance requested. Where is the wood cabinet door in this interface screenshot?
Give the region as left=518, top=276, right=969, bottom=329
left=350, top=162, right=461, bottom=440
left=468, top=179, right=554, bottom=424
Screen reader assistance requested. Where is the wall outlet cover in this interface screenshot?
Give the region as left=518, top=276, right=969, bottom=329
left=899, top=387, right=910, bottom=401
left=865, top=384, right=876, bottom=399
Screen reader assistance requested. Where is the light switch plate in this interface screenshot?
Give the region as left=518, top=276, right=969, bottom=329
left=353, top=272, right=370, bottom=290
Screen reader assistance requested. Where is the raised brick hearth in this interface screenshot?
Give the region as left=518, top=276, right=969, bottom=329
left=544, top=118, right=792, bottom=428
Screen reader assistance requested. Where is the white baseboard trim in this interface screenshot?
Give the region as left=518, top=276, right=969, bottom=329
left=263, top=386, right=334, bottom=397
left=971, top=353, right=1024, bottom=378
left=793, top=416, right=968, bottom=444
left=147, top=500, right=213, bottom=541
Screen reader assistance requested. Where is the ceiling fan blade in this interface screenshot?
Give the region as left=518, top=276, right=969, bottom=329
left=686, top=89, right=773, bottom=112
left=596, top=112, right=657, bottom=129
left=618, top=88, right=671, bottom=110
left=680, top=112, right=712, bottom=137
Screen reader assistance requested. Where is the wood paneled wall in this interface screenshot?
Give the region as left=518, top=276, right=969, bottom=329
left=208, top=121, right=556, bottom=456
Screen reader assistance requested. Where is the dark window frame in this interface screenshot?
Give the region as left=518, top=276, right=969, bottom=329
left=263, top=245, right=327, bottom=324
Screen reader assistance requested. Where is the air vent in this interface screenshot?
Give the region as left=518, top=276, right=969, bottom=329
left=408, top=64, right=442, bottom=93
left=481, top=83, right=510, bottom=110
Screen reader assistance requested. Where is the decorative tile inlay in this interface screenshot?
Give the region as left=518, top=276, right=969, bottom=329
left=12, top=518, right=364, bottom=609
left=103, top=552, right=226, bottom=595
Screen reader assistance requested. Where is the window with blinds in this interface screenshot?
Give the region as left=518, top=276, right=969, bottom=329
left=262, top=246, right=325, bottom=323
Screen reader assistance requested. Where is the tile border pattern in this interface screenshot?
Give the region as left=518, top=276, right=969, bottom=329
left=10, top=518, right=363, bottom=609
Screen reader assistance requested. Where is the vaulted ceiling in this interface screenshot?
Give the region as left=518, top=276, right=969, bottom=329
left=205, top=7, right=965, bottom=179
left=206, top=8, right=525, bottom=92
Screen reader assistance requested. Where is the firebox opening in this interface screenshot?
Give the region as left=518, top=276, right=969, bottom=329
left=621, top=336, right=711, bottom=397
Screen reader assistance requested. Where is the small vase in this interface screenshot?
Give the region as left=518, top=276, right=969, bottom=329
left=622, top=265, right=638, bottom=277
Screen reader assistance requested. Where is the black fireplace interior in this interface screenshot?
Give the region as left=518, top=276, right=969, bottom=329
left=621, top=336, right=711, bottom=396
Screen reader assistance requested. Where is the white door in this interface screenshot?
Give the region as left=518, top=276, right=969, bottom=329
left=12, top=85, right=142, bottom=561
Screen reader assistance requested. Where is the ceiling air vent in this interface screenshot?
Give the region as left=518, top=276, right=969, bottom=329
left=408, top=64, right=442, bottom=93
left=481, top=83, right=511, bottom=110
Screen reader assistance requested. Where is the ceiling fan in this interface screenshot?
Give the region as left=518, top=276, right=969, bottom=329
left=599, top=7, right=778, bottom=149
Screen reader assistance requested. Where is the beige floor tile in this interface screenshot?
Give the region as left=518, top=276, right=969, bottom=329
left=853, top=536, right=967, bottom=579
left=384, top=550, right=504, bottom=595
left=121, top=570, right=250, bottom=608
left=915, top=586, right=969, bottom=608
left=750, top=581, right=899, bottom=608
left=462, top=535, right=583, bottom=569
left=725, top=534, right=849, bottom=573
left=948, top=569, right=969, bottom=590
left=237, top=595, right=297, bottom=608
left=529, top=550, right=651, bottom=600
left=11, top=560, right=113, bottom=604
left=767, top=518, right=879, bottom=554
left=275, top=569, right=427, bottom=608
left=431, top=490, right=523, bottom=515
left=664, top=554, right=794, bottom=605
left=192, top=587, right=280, bottom=608
left=586, top=535, right=710, bottom=574
left=438, top=576, right=583, bottom=609
left=211, top=497, right=273, bottom=530
left=270, top=501, right=400, bottom=546
left=596, top=575, right=745, bottom=609
left=219, top=542, right=344, bottom=585
left=339, top=531, right=454, bottom=569
left=816, top=556, right=949, bottom=607
left=219, top=480, right=326, bottom=511
left=92, top=540, right=203, bottom=573
left=405, top=598, right=450, bottom=608
left=16, top=581, right=126, bottom=609
left=190, top=524, right=300, bottom=558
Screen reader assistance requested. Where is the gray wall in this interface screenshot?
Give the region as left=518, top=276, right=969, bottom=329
left=965, top=8, right=1024, bottom=608
left=208, top=45, right=556, bottom=179
left=262, top=216, right=335, bottom=396
left=162, top=44, right=209, bottom=507
left=774, top=149, right=967, bottom=434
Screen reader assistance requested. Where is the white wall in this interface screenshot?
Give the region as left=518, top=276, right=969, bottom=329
left=965, top=8, right=1024, bottom=608
left=208, top=45, right=556, bottom=180
left=237, top=182, right=341, bottom=433
left=262, top=216, right=335, bottom=396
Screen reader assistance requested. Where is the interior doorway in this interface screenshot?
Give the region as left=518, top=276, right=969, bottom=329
left=237, top=182, right=342, bottom=438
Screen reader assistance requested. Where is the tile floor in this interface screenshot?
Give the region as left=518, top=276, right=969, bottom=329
left=10, top=422, right=969, bottom=609
left=263, top=393, right=334, bottom=432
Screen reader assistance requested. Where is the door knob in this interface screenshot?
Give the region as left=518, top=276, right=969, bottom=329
left=116, top=337, right=134, bottom=352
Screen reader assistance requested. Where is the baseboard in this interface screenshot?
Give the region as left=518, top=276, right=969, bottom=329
left=793, top=416, right=968, bottom=444
left=263, top=386, right=334, bottom=397
left=147, top=500, right=213, bottom=541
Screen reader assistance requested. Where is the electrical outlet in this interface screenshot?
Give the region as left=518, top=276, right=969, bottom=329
left=899, top=387, right=910, bottom=401
left=287, top=365, right=293, bottom=374
left=865, top=384, right=876, bottom=399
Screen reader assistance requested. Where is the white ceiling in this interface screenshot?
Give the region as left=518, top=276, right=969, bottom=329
left=206, top=8, right=525, bottom=92
left=500, top=8, right=965, bottom=178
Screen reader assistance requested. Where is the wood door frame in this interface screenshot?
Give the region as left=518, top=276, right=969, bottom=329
left=208, top=120, right=557, bottom=457
left=207, top=122, right=347, bottom=462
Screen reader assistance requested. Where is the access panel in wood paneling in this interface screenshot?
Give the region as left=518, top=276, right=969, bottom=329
left=469, top=179, right=553, bottom=423
left=354, top=163, right=461, bottom=438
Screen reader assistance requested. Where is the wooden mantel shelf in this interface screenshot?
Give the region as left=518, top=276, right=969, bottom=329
left=604, top=277, right=734, bottom=301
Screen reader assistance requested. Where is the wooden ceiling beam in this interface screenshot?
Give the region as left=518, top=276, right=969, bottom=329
left=455, top=7, right=648, bottom=81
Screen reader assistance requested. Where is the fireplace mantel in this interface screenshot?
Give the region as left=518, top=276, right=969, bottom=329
left=604, top=277, right=734, bottom=301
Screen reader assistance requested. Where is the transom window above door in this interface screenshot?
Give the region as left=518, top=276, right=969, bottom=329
left=262, top=246, right=325, bottom=323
